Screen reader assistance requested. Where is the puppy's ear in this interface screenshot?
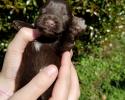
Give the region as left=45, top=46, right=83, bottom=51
left=39, top=0, right=49, bottom=14
left=13, top=20, right=34, bottom=30
left=39, top=7, right=47, bottom=14
left=69, top=16, right=87, bottom=36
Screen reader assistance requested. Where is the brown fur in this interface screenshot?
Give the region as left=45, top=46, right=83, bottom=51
left=13, top=0, right=86, bottom=99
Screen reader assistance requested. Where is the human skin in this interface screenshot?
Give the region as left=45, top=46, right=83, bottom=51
left=0, top=28, right=80, bottom=100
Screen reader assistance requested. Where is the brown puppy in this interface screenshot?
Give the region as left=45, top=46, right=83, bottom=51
left=13, top=0, right=86, bottom=99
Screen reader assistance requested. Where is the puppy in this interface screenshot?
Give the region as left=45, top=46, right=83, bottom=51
left=13, top=0, right=86, bottom=99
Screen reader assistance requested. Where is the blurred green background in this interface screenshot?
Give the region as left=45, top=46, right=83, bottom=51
left=0, top=0, right=125, bottom=99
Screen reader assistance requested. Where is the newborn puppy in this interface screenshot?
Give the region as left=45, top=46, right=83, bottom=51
left=13, top=0, right=86, bottom=99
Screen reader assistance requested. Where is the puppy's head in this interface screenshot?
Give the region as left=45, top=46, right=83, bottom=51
left=35, top=0, right=71, bottom=37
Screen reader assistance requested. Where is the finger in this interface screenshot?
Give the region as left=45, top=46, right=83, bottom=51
left=1, top=27, right=39, bottom=80
left=10, top=65, right=58, bottom=100
left=68, top=63, right=80, bottom=100
left=50, top=51, right=71, bottom=100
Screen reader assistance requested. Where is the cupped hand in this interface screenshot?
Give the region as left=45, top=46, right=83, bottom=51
left=0, top=28, right=80, bottom=100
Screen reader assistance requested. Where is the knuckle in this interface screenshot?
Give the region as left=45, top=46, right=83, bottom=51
left=20, top=27, right=29, bottom=37
left=19, top=27, right=34, bottom=41
left=32, top=80, right=45, bottom=91
left=7, top=41, right=21, bottom=53
left=32, top=73, right=48, bottom=90
left=19, top=27, right=28, bottom=33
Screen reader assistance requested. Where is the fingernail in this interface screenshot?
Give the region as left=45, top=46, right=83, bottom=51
left=70, top=49, right=73, bottom=57
left=42, top=65, right=57, bottom=76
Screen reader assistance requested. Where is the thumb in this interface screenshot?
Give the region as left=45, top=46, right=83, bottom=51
left=10, top=65, right=58, bottom=100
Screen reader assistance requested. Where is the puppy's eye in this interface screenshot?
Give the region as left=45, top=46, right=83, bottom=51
left=42, top=9, right=46, bottom=14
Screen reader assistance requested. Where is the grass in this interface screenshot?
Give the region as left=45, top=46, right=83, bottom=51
left=75, top=35, right=125, bottom=100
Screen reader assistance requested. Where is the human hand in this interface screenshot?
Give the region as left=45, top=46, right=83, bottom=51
left=0, top=28, right=80, bottom=100
left=49, top=51, right=80, bottom=100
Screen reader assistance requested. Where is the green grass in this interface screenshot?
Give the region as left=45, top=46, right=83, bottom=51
left=76, top=35, right=125, bottom=100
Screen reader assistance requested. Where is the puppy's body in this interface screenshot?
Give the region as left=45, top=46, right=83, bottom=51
left=13, top=0, right=86, bottom=99
left=17, top=42, right=60, bottom=100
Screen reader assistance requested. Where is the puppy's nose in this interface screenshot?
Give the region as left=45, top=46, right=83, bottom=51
left=45, top=19, right=56, bottom=28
